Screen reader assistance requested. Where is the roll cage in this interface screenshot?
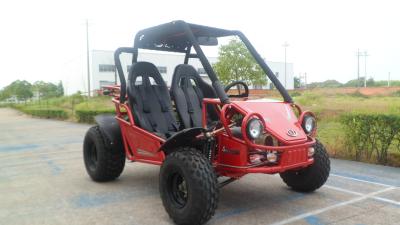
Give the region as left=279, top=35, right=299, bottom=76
left=114, top=20, right=293, bottom=104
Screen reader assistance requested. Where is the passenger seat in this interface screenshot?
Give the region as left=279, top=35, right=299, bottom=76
left=170, top=64, right=218, bottom=129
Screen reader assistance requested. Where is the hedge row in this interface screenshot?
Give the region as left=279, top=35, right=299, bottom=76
left=75, top=109, right=115, bottom=123
left=18, top=108, right=68, bottom=119
left=341, top=113, right=400, bottom=164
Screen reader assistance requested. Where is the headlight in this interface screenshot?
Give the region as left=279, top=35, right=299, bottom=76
left=246, top=118, right=263, bottom=139
left=302, top=115, right=316, bottom=134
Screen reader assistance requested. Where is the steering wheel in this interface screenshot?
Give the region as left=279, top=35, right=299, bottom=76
left=224, top=81, right=249, bottom=98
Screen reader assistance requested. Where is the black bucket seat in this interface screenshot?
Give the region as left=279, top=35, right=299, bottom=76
left=170, top=64, right=218, bottom=129
left=127, top=62, right=178, bottom=139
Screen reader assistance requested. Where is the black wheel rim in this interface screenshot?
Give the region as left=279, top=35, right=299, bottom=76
left=167, top=171, right=188, bottom=209
left=87, top=144, right=98, bottom=171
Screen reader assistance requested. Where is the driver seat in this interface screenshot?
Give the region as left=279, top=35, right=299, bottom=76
left=170, top=64, right=218, bottom=129
left=127, top=62, right=179, bottom=139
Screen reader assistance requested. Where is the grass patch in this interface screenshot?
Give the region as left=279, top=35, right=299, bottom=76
left=74, top=96, right=115, bottom=123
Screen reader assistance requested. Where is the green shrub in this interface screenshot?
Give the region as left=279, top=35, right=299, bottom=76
left=19, top=108, right=68, bottom=119
left=73, top=96, right=115, bottom=123
left=341, top=113, right=400, bottom=164
left=75, top=109, right=115, bottom=123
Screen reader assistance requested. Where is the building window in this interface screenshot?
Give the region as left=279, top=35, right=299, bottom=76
left=157, top=66, right=167, bottom=74
left=99, top=80, right=115, bottom=87
left=126, top=65, right=166, bottom=74
left=99, top=64, right=115, bottom=72
left=197, top=68, right=206, bottom=74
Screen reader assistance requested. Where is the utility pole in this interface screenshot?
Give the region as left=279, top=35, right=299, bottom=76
left=356, top=49, right=360, bottom=87
left=388, top=72, right=391, bottom=87
left=283, top=42, right=289, bottom=88
left=86, top=19, right=91, bottom=97
left=299, top=72, right=307, bottom=89
left=304, top=72, right=307, bottom=89
left=364, top=51, right=369, bottom=87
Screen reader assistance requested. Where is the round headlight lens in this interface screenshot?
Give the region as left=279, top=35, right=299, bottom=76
left=302, top=115, right=316, bottom=134
left=246, top=118, right=263, bottom=139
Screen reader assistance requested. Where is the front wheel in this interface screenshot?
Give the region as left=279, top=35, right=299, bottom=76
left=159, top=147, right=219, bottom=225
left=280, top=139, right=330, bottom=192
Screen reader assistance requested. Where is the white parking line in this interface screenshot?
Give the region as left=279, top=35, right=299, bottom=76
left=330, top=173, right=394, bottom=187
left=270, top=187, right=396, bottom=225
left=324, top=185, right=364, bottom=196
left=372, top=196, right=400, bottom=207
left=325, top=184, right=400, bottom=205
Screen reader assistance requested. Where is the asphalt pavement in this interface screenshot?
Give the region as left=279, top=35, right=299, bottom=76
left=1, top=108, right=399, bottom=225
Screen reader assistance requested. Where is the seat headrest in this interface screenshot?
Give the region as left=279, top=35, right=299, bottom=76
left=128, top=61, right=166, bottom=87
left=171, top=64, right=203, bottom=90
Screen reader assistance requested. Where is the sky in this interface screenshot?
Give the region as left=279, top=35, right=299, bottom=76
left=0, top=0, right=399, bottom=94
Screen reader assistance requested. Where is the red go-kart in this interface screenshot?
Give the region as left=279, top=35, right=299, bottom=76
left=83, top=21, right=330, bottom=225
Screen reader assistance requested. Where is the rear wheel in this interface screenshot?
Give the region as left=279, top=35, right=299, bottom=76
left=280, top=139, right=330, bottom=192
left=159, top=147, right=218, bottom=225
left=83, top=125, right=125, bottom=182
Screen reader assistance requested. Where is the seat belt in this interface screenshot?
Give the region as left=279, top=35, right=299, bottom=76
left=137, top=78, right=163, bottom=135
left=192, top=84, right=204, bottom=109
left=152, top=85, right=179, bottom=132
left=182, top=78, right=201, bottom=127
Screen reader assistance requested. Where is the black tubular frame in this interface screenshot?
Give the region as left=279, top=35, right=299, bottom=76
left=114, top=20, right=293, bottom=104
left=114, top=47, right=137, bottom=103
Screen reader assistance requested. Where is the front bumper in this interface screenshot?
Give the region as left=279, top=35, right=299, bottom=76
left=215, top=136, right=316, bottom=176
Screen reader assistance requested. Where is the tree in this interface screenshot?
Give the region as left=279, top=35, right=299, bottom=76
left=344, top=77, right=365, bottom=87
left=56, top=81, right=64, bottom=97
left=308, top=80, right=343, bottom=88
left=366, top=78, right=375, bottom=87
left=3, top=80, right=33, bottom=101
left=32, top=81, right=63, bottom=99
left=294, top=77, right=301, bottom=88
left=0, top=88, right=10, bottom=101
left=213, top=39, right=267, bottom=86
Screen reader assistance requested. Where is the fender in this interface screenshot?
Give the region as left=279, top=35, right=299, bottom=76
left=160, top=127, right=206, bottom=154
left=94, top=114, right=124, bottom=149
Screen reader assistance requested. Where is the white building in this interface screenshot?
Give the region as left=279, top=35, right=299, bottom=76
left=91, top=50, right=294, bottom=91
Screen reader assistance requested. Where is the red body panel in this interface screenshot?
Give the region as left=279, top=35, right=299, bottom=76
left=217, top=134, right=248, bottom=167
left=232, top=100, right=307, bottom=143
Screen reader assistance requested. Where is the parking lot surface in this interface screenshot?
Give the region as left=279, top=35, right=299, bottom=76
left=1, top=108, right=399, bottom=225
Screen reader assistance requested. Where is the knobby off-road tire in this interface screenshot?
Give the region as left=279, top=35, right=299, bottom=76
left=159, top=147, right=219, bottom=225
left=83, top=125, right=125, bottom=182
left=280, top=139, right=330, bottom=192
